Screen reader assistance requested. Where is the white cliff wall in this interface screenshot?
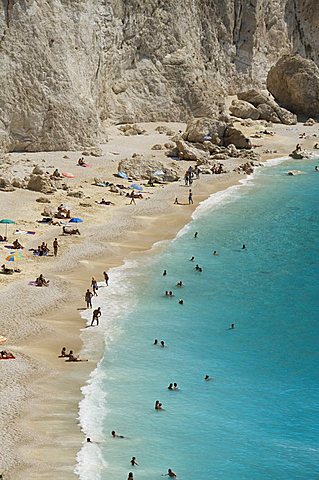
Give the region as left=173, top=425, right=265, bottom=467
left=0, top=0, right=317, bottom=152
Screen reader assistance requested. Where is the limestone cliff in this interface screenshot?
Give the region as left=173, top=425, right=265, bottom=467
left=0, top=0, right=318, bottom=152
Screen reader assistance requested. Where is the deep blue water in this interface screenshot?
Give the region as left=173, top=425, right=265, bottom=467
left=77, top=158, right=319, bottom=480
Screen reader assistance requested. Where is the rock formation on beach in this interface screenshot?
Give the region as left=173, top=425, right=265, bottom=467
left=0, top=1, right=318, bottom=153
left=267, top=55, right=319, bottom=118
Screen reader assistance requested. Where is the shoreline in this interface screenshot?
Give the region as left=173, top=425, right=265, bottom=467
left=0, top=120, right=317, bottom=479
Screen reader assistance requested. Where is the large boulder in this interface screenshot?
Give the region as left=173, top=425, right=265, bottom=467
left=27, top=174, right=56, bottom=193
left=238, top=89, right=297, bottom=125
left=238, top=89, right=270, bottom=107
left=183, top=118, right=227, bottom=145
left=223, top=127, right=252, bottom=149
left=256, top=103, right=280, bottom=123
left=173, top=139, right=209, bottom=162
left=230, top=100, right=260, bottom=120
left=118, top=155, right=179, bottom=182
left=267, top=55, right=319, bottom=117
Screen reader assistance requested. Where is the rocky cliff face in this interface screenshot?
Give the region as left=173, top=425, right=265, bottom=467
left=0, top=0, right=317, bottom=152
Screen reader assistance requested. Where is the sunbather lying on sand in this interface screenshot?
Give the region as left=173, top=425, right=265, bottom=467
left=96, top=198, right=115, bottom=205
left=62, top=226, right=81, bottom=235
left=0, top=350, right=15, bottom=359
left=0, top=236, right=7, bottom=242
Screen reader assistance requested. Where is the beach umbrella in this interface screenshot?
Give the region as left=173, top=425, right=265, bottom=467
left=0, top=335, right=6, bottom=345
left=130, top=183, right=143, bottom=191
left=0, top=219, right=16, bottom=237
left=153, top=170, right=165, bottom=177
left=5, top=250, right=28, bottom=262
left=118, top=171, right=128, bottom=179
left=69, top=217, right=83, bottom=223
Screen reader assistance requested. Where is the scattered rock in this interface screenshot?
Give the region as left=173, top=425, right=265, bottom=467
left=151, top=144, right=164, bottom=150
left=118, top=124, right=146, bottom=135
left=164, top=142, right=176, bottom=149
left=155, top=126, right=176, bottom=136
left=63, top=155, right=69, bottom=159
left=289, top=149, right=311, bottom=159
left=11, top=178, right=27, bottom=188
left=267, top=54, right=319, bottom=117
left=233, top=161, right=256, bottom=175
left=223, top=127, right=252, bottom=149
left=304, top=118, right=316, bottom=126
left=32, top=165, right=44, bottom=175
left=82, top=147, right=102, bottom=157
left=0, top=177, right=15, bottom=191
left=67, top=191, right=84, bottom=198
left=79, top=202, right=92, bottom=207
left=36, top=197, right=51, bottom=203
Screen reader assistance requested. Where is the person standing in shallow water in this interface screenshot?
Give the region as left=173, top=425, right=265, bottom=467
left=163, top=269, right=167, bottom=276
left=91, top=307, right=101, bottom=326
left=103, top=271, right=109, bottom=286
left=85, top=289, right=93, bottom=308
left=130, top=456, right=138, bottom=466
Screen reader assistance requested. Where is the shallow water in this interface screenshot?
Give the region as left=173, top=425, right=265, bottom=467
left=77, top=157, right=319, bottom=480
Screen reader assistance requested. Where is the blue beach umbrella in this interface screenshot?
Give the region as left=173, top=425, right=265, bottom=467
left=118, top=171, right=128, bottom=179
left=69, top=217, right=83, bottom=223
left=0, top=218, right=16, bottom=236
left=130, top=183, right=143, bottom=191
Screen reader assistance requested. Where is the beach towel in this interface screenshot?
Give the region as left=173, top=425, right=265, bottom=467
left=62, top=172, right=75, bottom=178
left=0, top=355, right=15, bottom=360
left=15, top=229, right=36, bottom=235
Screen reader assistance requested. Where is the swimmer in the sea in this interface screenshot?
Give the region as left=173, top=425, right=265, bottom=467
left=163, top=468, right=177, bottom=477
left=173, top=383, right=179, bottom=390
left=194, top=232, right=198, bottom=238
left=168, top=383, right=173, bottom=390
left=163, top=269, right=167, bottom=276
left=213, top=251, right=219, bottom=256
left=176, top=281, right=183, bottom=287
left=160, top=340, right=166, bottom=347
left=154, top=339, right=158, bottom=345
left=130, top=456, right=138, bottom=466
left=228, top=323, right=235, bottom=330
left=242, top=244, right=246, bottom=249
left=190, top=256, right=195, bottom=261
left=111, top=430, right=125, bottom=438
left=179, top=299, right=184, bottom=305
left=204, top=375, right=212, bottom=381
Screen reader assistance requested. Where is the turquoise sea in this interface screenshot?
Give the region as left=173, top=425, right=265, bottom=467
left=76, top=157, right=319, bottom=480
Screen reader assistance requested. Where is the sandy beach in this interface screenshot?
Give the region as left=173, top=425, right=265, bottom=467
left=0, top=120, right=318, bottom=479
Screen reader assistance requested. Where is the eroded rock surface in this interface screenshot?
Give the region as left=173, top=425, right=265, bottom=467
left=0, top=1, right=317, bottom=153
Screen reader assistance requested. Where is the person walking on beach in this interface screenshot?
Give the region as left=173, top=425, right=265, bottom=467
left=85, top=289, right=93, bottom=308
left=130, top=191, right=136, bottom=205
left=53, top=238, right=59, bottom=257
left=91, top=307, right=101, bottom=326
left=188, top=189, right=193, bottom=205
left=91, top=277, right=98, bottom=296
left=103, top=271, right=109, bottom=286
